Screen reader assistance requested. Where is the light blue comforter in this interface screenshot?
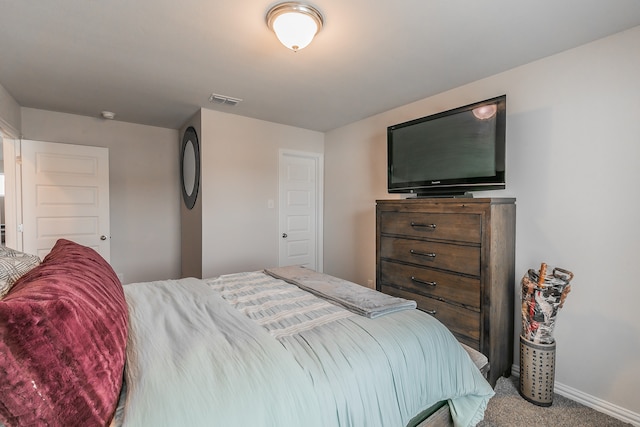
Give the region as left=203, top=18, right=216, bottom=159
left=122, top=272, right=493, bottom=427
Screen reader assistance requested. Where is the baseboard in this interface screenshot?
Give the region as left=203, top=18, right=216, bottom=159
left=511, top=365, right=640, bottom=426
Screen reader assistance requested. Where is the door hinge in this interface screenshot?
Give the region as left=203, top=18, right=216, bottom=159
left=17, top=224, right=23, bottom=233
left=15, top=155, right=22, bottom=165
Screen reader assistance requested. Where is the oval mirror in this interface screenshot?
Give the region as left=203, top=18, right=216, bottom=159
left=180, top=127, right=200, bottom=209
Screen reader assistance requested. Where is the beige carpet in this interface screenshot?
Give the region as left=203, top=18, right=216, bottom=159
left=477, top=376, right=632, bottom=427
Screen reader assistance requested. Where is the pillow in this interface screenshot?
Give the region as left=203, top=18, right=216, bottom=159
left=0, top=239, right=128, bottom=426
left=0, top=246, right=41, bottom=298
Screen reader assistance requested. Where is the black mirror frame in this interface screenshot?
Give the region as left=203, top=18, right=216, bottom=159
left=180, top=126, right=200, bottom=210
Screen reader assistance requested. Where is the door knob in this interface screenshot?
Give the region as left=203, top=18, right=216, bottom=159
left=282, top=233, right=288, bottom=238
left=100, top=235, right=107, bottom=241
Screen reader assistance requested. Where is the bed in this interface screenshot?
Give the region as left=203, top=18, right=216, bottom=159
left=0, top=239, right=494, bottom=427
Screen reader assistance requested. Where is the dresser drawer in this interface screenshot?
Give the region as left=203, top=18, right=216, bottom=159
left=379, top=260, right=480, bottom=309
left=379, top=212, right=481, bottom=244
left=380, top=236, right=480, bottom=276
left=381, top=285, right=480, bottom=349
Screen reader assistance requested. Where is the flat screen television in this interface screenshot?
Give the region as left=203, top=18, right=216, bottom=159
left=387, top=95, right=506, bottom=197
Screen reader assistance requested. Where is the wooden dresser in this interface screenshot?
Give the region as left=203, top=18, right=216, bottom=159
left=376, top=198, right=516, bottom=387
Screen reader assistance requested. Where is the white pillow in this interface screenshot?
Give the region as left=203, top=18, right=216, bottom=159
left=0, top=246, right=41, bottom=298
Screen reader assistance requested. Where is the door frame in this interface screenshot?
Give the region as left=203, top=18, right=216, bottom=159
left=1, top=136, right=22, bottom=250
left=278, top=149, right=324, bottom=272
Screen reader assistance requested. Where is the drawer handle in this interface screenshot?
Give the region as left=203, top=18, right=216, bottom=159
left=411, top=222, right=437, bottom=230
left=411, top=276, right=437, bottom=287
left=424, top=309, right=437, bottom=316
left=410, top=249, right=436, bottom=259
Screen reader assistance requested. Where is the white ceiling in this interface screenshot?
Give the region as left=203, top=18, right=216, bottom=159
left=1, top=1, right=640, bottom=132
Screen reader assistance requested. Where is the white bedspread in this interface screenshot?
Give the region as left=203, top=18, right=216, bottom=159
left=121, top=273, right=494, bottom=427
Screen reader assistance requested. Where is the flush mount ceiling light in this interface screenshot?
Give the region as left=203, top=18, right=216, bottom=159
left=266, top=2, right=323, bottom=52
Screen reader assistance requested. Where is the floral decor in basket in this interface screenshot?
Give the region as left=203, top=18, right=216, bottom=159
left=521, top=263, right=574, bottom=344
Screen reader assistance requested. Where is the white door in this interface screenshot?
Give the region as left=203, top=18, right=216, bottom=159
left=21, top=140, right=110, bottom=260
left=278, top=150, right=323, bottom=271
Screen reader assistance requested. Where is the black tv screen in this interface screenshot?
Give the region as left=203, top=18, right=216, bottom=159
left=388, top=95, right=506, bottom=197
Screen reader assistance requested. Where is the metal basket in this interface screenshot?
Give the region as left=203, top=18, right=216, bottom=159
left=519, top=335, right=556, bottom=406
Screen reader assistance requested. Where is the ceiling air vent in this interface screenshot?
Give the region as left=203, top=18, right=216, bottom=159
left=209, top=93, right=242, bottom=106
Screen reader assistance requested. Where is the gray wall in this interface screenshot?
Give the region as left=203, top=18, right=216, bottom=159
left=198, top=108, right=324, bottom=278
left=20, top=108, right=181, bottom=284
left=179, top=111, right=203, bottom=278
left=323, top=26, right=640, bottom=419
left=0, top=83, right=20, bottom=137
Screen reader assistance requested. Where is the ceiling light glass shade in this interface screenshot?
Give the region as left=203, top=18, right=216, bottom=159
left=267, top=2, right=323, bottom=52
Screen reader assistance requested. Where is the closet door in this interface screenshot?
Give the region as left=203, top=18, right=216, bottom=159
left=278, top=150, right=323, bottom=271
left=20, top=140, right=110, bottom=260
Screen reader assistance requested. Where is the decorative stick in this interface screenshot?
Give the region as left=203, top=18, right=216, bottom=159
left=538, top=262, right=547, bottom=288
